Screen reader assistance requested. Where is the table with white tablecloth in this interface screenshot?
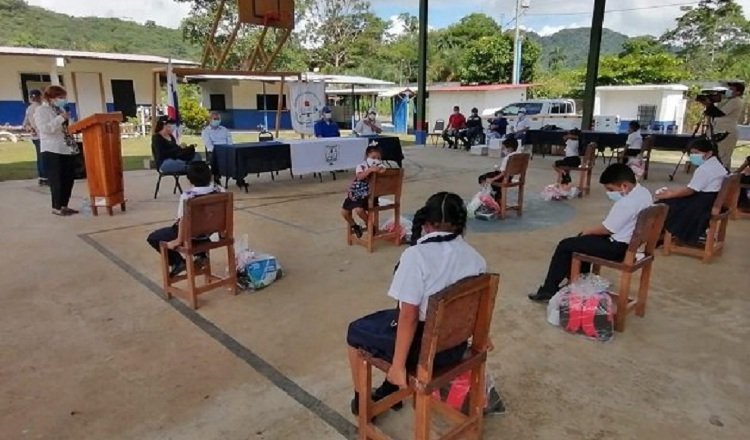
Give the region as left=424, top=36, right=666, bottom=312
left=286, top=137, right=369, bottom=176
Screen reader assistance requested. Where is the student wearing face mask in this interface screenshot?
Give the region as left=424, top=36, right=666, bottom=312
left=529, top=164, right=652, bottom=302
left=34, top=85, right=79, bottom=216
left=655, top=139, right=728, bottom=244
left=341, top=145, right=386, bottom=238
left=714, top=82, right=744, bottom=168
left=201, top=111, right=232, bottom=185
left=353, top=108, right=383, bottom=136
left=314, top=106, right=341, bottom=138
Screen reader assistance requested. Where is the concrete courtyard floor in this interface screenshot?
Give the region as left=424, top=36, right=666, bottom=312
left=1, top=146, right=748, bottom=440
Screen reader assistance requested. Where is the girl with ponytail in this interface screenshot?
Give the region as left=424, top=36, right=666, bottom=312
left=346, top=192, right=486, bottom=416
left=655, top=138, right=728, bottom=244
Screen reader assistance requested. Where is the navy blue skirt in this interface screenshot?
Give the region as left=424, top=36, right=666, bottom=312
left=347, top=309, right=468, bottom=371
left=661, top=191, right=718, bottom=244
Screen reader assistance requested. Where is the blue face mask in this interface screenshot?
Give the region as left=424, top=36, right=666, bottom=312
left=54, top=98, right=67, bottom=108
left=606, top=191, right=624, bottom=202
left=689, top=153, right=706, bottom=166
left=210, top=119, right=221, bottom=128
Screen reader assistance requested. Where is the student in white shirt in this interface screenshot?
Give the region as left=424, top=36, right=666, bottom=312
left=201, top=111, right=233, bottom=184
left=22, top=89, right=46, bottom=185
left=341, top=145, right=386, bottom=238
left=146, top=161, right=224, bottom=278
left=529, top=164, right=653, bottom=301
left=353, top=108, right=383, bottom=136
left=622, top=120, right=643, bottom=162
left=346, top=192, right=486, bottom=415
left=553, top=129, right=582, bottom=184
left=478, top=137, right=521, bottom=203
left=655, top=139, right=728, bottom=244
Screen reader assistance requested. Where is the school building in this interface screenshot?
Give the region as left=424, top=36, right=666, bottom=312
left=427, top=83, right=531, bottom=128
left=0, top=46, right=197, bottom=125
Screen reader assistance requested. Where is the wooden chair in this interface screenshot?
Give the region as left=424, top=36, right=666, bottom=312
left=730, top=179, right=750, bottom=220
left=497, top=153, right=530, bottom=219
left=354, top=274, right=500, bottom=440
left=159, top=192, right=238, bottom=309
left=561, top=143, right=596, bottom=197
left=428, top=120, right=445, bottom=146
left=348, top=169, right=404, bottom=253
left=570, top=204, right=668, bottom=332
left=663, top=174, right=741, bottom=263
left=640, top=136, right=654, bottom=181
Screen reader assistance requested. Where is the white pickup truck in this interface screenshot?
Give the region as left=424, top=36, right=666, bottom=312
left=482, top=99, right=582, bottom=130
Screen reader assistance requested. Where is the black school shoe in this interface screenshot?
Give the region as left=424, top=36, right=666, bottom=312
left=528, top=287, right=554, bottom=303
left=350, top=381, right=404, bottom=417
left=169, top=260, right=187, bottom=278
left=484, top=388, right=506, bottom=416
left=350, top=224, right=363, bottom=239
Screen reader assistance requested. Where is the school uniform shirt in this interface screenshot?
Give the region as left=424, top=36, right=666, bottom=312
left=688, top=156, right=727, bottom=193
left=388, top=232, right=487, bottom=321
left=23, top=102, right=41, bottom=140
left=201, top=125, right=232, bottom=152
left=626, top=131, right=643, bottom=151
left=34, top=103, right=73, bottom=155
left=176, top=184, right=225, bottom=219
left=602, top=184, right=653, bottom=243
left=564, top=139, right=579, bottom=157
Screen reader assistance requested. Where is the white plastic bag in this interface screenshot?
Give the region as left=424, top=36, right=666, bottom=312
left=467, top=193, right=483, bottom=218
left=381, top=216, right=413, bottom=242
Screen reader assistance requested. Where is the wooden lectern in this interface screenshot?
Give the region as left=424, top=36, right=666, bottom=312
left=69, top=112, right=126, bottom=216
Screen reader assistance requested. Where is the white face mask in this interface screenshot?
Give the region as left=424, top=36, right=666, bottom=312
left=368, top=114, right=376, bottom=121
left=323, top=113, right=332, bottom=120
left=366, top=157, right=382, bottom=167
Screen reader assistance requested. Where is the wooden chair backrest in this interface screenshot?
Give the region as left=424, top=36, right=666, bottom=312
left=416, top=274, right=500, bottom=382
left=502, top=153, right=530, bottom=184
left=581, top=143, right=597, bottom=168
left=433, top=119, right=445, bottom=132
left=369, top=168, right=404, bottom=199
left=623, top=204, right=669, bottom=264
left=712, top=173, right=740, bottom=215
left=182, top=192, right=234, bottom=246
left=642, top=136, right=654, bottom=153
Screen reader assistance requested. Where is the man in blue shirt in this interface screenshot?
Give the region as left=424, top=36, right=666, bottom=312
left=202, top=111, right=233, bottom=184
left=314, top=106, right=341, bottom=138
left=487, top=111, right=508, bottom=139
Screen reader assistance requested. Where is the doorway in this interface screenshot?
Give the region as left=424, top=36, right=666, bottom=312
left=111, top=79, right=137, bottom=118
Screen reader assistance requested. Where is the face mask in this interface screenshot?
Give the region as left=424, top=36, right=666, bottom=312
left=726, top=90, right=734, bottom=98
left=323, top=113, right=332, bottom=120
left=368, top=114, right=376, bottom=121
left=606, top=191, right=623, bottom=202
left=166, top=124, right=175, bottom=132
left=366, top=157, right=381, bottom=167
left=689, top=153, right=706, bottom=166
left=54, top=98, right=67, bottom=108
left=210, top=119, right=221, bottom=128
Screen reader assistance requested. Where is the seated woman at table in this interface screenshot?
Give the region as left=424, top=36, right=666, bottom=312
left=736, top=155, right=750, bottom=212
left=655, top=139, right=727, bottom=244
left=553, top=129, right=581, bottom=185
left=353, top=108, right=383, bottom=136
left=152, top=116, right=201, bottom=174
left=314, top=106, right=341, bottom=138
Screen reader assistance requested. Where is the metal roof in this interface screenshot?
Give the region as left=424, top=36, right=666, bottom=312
left=189, top=72, right=394, bottom=86
left=429, top=83, right=532, bottom=92
left=596, top=84, right=689, bottom=92
left=0, top=46, right=197, bottom=65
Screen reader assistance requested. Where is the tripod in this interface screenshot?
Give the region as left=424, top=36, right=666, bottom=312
left=667, top=111, right=727, bottom=181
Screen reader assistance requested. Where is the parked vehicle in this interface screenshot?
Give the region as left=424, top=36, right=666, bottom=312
left=482, top=99, right=582, bottom=130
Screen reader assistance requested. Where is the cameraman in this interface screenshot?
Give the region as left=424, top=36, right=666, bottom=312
left=714, top=82, right=745, bottom=168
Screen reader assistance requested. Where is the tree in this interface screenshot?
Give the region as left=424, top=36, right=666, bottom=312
left=457, top=34, right=540, bottom=84
left=548, top=47, right=567, bottom=72
left=662, top=0, right=750, bottom=76
left=597, top=52, right=689, bottom=85
left=620, top=36, right=667, bottom=56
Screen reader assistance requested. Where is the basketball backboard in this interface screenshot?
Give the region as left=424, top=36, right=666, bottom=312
left=237, top=0, right=294, bottom=29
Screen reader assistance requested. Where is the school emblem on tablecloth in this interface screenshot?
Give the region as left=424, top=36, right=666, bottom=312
left=325, top=145, right=339, bottom=165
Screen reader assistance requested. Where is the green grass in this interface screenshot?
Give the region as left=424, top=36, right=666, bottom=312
left=0, top=131, right=417, bottom=182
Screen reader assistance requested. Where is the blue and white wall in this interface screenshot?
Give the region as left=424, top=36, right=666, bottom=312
left=199, top=79, right=292, bottom=130
left=594, top=86, right=689, bottom=132
left=0, top=54, right=157, bottom=125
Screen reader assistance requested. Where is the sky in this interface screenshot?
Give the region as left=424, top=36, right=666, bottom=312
left=25, top=0, right=750, bottom=37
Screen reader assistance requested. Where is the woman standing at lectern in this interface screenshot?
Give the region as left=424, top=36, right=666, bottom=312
left=34, top=85, right=79, bottom=216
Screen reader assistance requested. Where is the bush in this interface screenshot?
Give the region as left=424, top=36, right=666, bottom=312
left=180, top=99, right=209, bottom=134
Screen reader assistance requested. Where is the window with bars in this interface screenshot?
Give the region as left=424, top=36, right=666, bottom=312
left=637, top=105, right=657, bottom=125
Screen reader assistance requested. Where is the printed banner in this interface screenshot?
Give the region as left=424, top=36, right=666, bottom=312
left=287, top=138, right=368, bottom=175
left=286, top=81, right=326, bottom=135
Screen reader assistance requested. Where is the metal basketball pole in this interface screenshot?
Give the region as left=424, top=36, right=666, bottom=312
left=415, top=0, right=428, bottom=145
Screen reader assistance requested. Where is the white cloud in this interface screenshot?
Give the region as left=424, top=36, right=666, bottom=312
left=26, top=0, right=191, bottom=28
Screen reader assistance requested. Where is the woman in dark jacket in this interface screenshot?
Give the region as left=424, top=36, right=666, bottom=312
left=152, top=116, right=200, bottom=173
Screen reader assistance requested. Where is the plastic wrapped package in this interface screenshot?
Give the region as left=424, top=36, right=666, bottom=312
left=551, top=275, right=616, bottom=342
left=466, top=193, right=483, bottom=218
left=432, top=369, right=502, bottom=415
left=541, top=183, right=579, bottom=201
left=234, top=234, right=284, bottom=291
left=380, top=216, right=413, bottom=242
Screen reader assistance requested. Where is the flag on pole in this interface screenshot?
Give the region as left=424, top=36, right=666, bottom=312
left=166, top=59, right=182, bottom=143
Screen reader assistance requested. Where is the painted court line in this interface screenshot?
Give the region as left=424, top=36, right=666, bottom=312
left=78, top=233, right=358, bottom=439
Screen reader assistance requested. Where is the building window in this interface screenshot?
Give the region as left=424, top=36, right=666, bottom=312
left=257, top=94, right=287, bottom=111
left=210, top=94, right=227, bottom=111
left=637, top=105, right=657, bottom=125
left=20, top=73, right=64, bottom=103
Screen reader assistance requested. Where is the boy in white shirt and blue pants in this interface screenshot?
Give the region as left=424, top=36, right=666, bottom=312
left=529, top=164, right=653, bottom=302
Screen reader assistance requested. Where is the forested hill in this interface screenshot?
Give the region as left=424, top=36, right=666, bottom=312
left=0, top=0, right=200, bottom=59
left=530, top=28, right=631, bottom=69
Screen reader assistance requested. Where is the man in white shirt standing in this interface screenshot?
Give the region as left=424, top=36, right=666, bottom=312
left=22, top=89, right=46, bottom=185
left=714, top=81, right=744, bottom=168
left=529, top=163, right=653, bottom=302
left=201, top=111, right=232, bottom=185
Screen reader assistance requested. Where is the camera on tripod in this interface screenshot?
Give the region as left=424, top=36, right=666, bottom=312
left=696, top=87, right=727, bottom=119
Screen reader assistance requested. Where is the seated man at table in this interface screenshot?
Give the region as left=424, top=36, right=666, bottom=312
left=510, top=108, right=530, bottom=146
left=442, top=105, right=466, bottom=149
left=353, top=108, right=383, bottom=136
left=459, top=107, right=484, bottom=149
left=487, top=111, right=508, bottom=140
left=202, top=111, right=232, bottom=185
left=314, top=106, right=341, bottom=138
